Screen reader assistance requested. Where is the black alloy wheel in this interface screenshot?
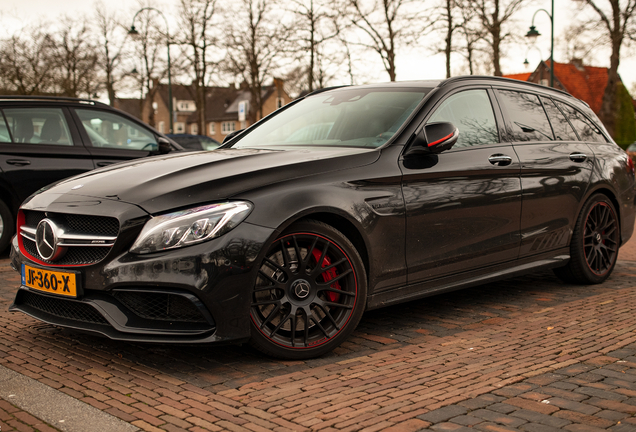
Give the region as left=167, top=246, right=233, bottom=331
left=554, top=194, right=619, bottom=284
left=249, top=220, right=366, bottom=359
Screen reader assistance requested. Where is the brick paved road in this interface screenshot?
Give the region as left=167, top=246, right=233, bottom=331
left=0, top=237, right=634, bottom=431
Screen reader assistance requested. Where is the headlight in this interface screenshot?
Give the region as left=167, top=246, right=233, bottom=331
left=130, top=201, right=253, bottom=254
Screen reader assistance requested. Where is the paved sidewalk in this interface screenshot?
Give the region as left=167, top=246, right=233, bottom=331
left=0, top=236, right=634, bottom=431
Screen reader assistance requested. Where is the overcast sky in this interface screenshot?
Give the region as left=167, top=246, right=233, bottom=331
left=1, top=0, right=635, bottom=92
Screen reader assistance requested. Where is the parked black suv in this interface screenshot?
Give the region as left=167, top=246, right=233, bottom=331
left=0, top=96, right=179, bottom=253
left=9, top=77, right=636, bottom=359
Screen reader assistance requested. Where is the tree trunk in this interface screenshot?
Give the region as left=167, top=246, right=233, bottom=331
left=445, top=0, right=452, bottom=78
left=599, top=35, right=621, bottom=137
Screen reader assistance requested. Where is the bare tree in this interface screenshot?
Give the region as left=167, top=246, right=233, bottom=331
left=0, top=26, right=56, bottom=94
left=225, top=0, right=289, bottom=123
left=432, top=0, right=461, bottom=78
left=94, top=3, right=129, bottom=105
left=455, top=1, right=487, bottom=75
left=575, top=0, right=636, bottom=137
left=471, top=0, right=526, bottom=76
left=178, top=0, right=219, bottom=134
left=340, top=0, right=429, bottom=81
left=288, top=0, right=339, bottom=92
left=49, top=18, right=100, bottom=98
left=128, top=8, right=169, bottom=128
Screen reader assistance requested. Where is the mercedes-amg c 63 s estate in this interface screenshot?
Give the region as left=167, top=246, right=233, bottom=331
left=9, top=76, right=636, bottom=359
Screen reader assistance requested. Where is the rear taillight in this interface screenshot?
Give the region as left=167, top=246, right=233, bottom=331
left=627, top=156, right=635, bottom=177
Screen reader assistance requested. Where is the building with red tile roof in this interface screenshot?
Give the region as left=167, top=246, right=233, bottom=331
left=504, top=59, right=636, bottom=145
left=504, top=59, right=613, bottom=114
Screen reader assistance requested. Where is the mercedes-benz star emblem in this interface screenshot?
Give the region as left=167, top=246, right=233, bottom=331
left=35, top=219, right=66, bottom=261
left=293, top=280, right=311, bottom=299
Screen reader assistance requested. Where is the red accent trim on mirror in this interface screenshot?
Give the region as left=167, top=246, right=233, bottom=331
left=428, top=131, right=455, bottom=147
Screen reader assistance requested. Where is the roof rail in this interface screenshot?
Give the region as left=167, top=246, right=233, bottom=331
left=0, top=95, right=108, bottom=106
left=439, top=75, right=572, bottom=98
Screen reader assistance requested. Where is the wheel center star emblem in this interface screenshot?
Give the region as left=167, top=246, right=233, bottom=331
left=293, top=280, right=311, bottom=299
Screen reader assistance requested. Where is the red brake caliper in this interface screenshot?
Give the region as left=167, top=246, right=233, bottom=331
left=311, top=249, right=340, bottom=302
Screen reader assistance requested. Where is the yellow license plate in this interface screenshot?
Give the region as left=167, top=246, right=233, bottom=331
left=21, top=264, right=78, bottom=298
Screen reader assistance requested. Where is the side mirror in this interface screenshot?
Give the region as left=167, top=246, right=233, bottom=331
left=222, top=129, right=245, bottom=144
left=407, top=122, right=459, bottom=156
left=157, top=137, right=172, bottom=154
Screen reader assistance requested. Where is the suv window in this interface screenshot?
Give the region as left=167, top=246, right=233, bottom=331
left=3, top=108, right=73, bottom=146
left=0, top=114, right=11, bottom=142
left=541, top=97, right=578, bottom=141
left=75, top=109, right=158, bottom=151
left=554, top=102, right=606, bottom=143
left=497, top=90, right=554, bottom=142
left=428, top=89, right=498, bottom=148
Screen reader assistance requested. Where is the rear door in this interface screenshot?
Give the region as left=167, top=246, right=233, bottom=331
left=0, top=105, right=94, bottom=210
left=494, top=89, right=595, bottom=258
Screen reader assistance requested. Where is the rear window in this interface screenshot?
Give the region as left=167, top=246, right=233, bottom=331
left=3, top=108, right=73, bottom=146
left=555, top=101, right=607, bottom=143
left=541, top=97, right=578, bottom=141
left=497, top=90, right=554, bottom=142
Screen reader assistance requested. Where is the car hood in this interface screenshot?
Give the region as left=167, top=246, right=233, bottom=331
left=39, top=147, right=380, bottom=214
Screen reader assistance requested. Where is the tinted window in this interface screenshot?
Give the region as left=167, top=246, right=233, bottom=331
left=0, top=114, right=11, bottom=142
left=541, top=97, right=578, bottom=141
left=497, top=90, right=554, bottom=142
left=555, top=102, right=607, bottom=143
left=76, top=109, right=157, bottom=151
left=428, top=89, right=498, bottom=148
left=3, top=108, right=73, bottom=146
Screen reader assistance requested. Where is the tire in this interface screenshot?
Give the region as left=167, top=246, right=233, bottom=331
left=0, top=200, right=14, bottom=255
left=249, top=220, right=367, bottom=359
left=554, top=194, right=619, bottom=284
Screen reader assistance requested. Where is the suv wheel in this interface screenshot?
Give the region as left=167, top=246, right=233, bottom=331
left=0, top=200, right=14, bottom=254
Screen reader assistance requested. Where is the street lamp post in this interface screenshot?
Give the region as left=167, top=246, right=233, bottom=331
left=525, top=0, right=554, bottom=88
left=129, top=8, right=174, bottom=134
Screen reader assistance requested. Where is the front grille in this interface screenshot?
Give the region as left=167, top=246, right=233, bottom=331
left=19, top=290, right=109, bottom=325
left=23, top=238, right=110, bottom=265
left=20, top=210, right=119, bottom=266
left=66, top=215, right=119, bottom=236
left=113, top=291, right=208, bottom=323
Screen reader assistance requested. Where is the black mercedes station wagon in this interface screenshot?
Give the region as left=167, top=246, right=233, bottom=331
left=9, top=77, right=636, bottom=359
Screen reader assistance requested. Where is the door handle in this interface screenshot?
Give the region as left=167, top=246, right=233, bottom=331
left=569, top=153, right=587, bottom=162
left=488, top=154, right=513, bottom=166
left=6, top=159, right=31, bottom=166
left=96, top=161, right=114, bottom=167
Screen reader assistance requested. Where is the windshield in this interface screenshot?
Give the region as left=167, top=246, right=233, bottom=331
left=231, top=87, right=430, bottom=149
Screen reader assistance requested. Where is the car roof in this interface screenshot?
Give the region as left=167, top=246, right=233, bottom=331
left=312, top=76, right=572, bottom=98
left=0, top=95, right=110, bottom=107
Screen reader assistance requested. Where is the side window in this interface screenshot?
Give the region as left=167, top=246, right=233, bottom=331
left=75, top=109, right=157, bottom=151
left=427, top=89, right=499, bottom=148
left=555, top=102, right=607, bottom=143
left=3, top=108, right=73, bottom=146
left=541, top=97, right=578, bottom=141
left=0, top=113, right=11, bottom=143
left=497, top=90, right=554, bottom=142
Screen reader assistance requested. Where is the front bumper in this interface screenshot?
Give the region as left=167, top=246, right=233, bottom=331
left=10, top=220, right=276, bottom=344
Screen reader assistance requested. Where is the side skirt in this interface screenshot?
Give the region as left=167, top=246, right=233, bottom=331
left=366, top=248, right=570, bottom=310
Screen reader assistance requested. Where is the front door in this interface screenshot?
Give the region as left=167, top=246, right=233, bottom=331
left=400, top=88, right=522, bottom=284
